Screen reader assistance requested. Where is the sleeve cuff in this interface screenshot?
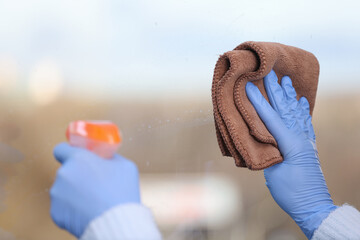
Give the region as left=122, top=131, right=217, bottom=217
left=312, top=204, right=360, bottom=240
left=80, top=203, right=162, bottom=240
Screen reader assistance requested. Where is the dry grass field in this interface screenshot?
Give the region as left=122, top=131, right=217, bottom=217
left=0, top=93, right=359, bottom=240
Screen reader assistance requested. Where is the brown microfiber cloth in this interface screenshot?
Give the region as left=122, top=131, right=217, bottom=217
left=212, top=41, right=319, bottom=170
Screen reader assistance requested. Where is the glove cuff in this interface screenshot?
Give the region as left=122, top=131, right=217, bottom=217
left=80, top=203, right=162, bottom=240
left=311, top=204, right=360, bottom=240
left=297, top=204, right=338, bottom=239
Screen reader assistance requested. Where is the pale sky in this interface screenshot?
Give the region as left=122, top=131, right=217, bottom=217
left=0, top=0, right=359, bottom=101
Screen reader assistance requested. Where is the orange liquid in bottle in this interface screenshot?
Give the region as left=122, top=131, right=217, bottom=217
left=66, top=121, right=122, bottom=159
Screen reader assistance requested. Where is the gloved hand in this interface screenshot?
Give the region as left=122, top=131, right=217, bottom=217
left=245, top=70, right=337, bottom=239
left=50, top=143, right=141, bottom=238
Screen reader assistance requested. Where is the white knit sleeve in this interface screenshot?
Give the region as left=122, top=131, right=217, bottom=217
left=312, top=204, right=360, bottom=240
left=79, top=203, right=162, bottom=240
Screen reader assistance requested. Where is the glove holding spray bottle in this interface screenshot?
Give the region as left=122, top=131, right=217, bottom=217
left=50, top=121, right=141, bottom=238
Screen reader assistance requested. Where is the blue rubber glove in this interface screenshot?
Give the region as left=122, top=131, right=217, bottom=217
left=50, top=143, right=141, bottom=238
left=245, top=70, right=337, bottom=239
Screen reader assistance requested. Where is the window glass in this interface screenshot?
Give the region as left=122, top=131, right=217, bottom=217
left=0, top=1, right=359, bottom=239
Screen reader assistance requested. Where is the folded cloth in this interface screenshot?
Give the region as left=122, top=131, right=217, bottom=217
left=212, top=41, right=320, bottom=170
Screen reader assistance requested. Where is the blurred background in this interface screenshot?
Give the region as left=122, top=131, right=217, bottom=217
left=0, top=0, right=359, bottom=239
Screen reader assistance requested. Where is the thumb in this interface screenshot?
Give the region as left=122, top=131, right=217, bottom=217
left=245, top=82, right=289, bottom=143
left=53, top=142, right=85, bottom=164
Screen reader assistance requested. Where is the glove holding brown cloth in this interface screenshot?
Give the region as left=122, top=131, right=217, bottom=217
left=212, top=41, right=320, bottom=170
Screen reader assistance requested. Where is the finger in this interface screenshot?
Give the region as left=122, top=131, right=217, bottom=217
left=305, top=115, right=316, bottom=141
left=264, top=70, right=292, bottom=117
left=264, top=70, right=285, bottom=112
left=112, top=154, right=130, bottom=161
left=294, top=97, right=308, bottom=133
left=264, top=70, right=297, bottom=128
left=298, top=96, right=310, bottom=114
left=53, top=142, right=84, bottom=164
left=246, top=82, right=289, bottom=142
left=281, top=76, right=300, bottom=130
left=298, top=97, right=316, bottom=141
left=281, top=76, right=298, bottom=110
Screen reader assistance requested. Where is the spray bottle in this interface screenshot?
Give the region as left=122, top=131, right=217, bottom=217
left=66, top=120, right=121, bottom=158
